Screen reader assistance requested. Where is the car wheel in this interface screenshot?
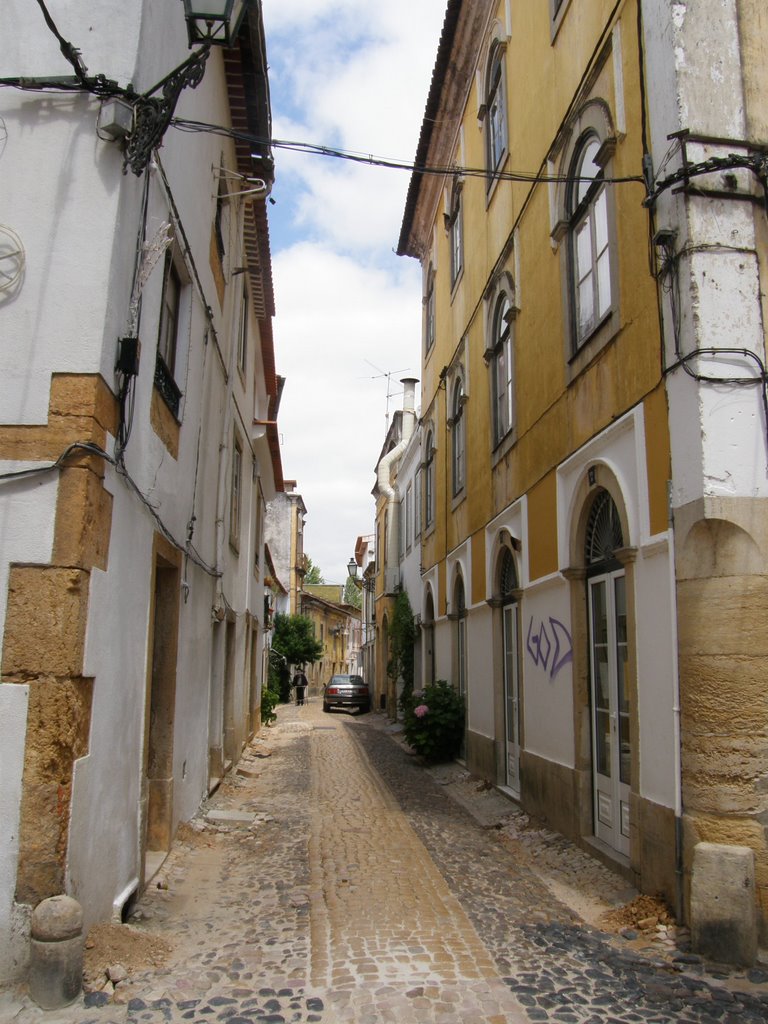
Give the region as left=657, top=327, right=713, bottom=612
left=360, top=702, right=371, bottom=714
left=323, top=702, right=331, bottom=713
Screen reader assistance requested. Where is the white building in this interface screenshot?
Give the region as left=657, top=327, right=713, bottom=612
left=0, top=0, right=282, bottom=980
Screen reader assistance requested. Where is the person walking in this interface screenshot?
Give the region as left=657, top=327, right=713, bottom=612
left=293, top=668, right=308, bottom=706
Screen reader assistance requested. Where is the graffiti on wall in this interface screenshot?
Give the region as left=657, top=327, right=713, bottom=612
left=526, top=616, right=573, bottom=679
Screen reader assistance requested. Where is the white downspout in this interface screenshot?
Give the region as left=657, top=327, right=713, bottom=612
left=377, top=379, right=418, bottom=576
left=213, top=201, right=246, bottom=615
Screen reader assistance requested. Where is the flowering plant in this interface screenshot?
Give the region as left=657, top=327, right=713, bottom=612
left=402, top=681, right=465, bottom=763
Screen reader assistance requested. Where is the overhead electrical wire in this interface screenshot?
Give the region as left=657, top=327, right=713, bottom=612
left=0, top=440, right=220, bottom=576
left=170, top=118, right=647, bottom=189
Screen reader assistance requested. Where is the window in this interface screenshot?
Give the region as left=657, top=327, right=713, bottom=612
left=425, top=266, right=436, bottom=353
left=158, top=256, right=181, bottom=375
left=230, top=435, right=243, bottom=550
left=490, top=293, right=514, bottom=445
left=424, top=431, right=435, bottom=530
left=405, top=484, right=413, bottom=552
left=399, top=498, right=405, bottom=561
left=454, top=575, right=467, bottom=699
left=253, top=477, right=263, bottom=572
left=447, top=181, right=463, bottom=288
left=485, top=44, right=507, bottom=174
left=237, top=282, right=248, bottom=376
left=155, top=250, right=184, bottom=417
left=214, top=175, right=227, bottom=260
left=450, top=380, right=465, bottom=496
left=569, top=135, right=612, bottom=347
left=414, top=468, right=422, bottom=540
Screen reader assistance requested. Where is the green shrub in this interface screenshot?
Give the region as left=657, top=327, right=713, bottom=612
left=402, top=681, right=465, bottom=763
left=261, top=684, right=280, bottom=726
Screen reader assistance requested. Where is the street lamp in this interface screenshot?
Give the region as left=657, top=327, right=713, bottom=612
left=347, top=557, right=359, bottom=580
left=182, top=0, right=249, bottom=48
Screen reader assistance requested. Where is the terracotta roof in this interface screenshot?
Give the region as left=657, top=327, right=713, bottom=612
left=397, top=0, right=462, bottom=257
left=223, top=5, right=283, bottom=491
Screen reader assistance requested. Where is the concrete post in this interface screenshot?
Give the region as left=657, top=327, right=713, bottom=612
left=29, top=895, right=84, bottom=1009
left=690, top=842, right=757, bottom=966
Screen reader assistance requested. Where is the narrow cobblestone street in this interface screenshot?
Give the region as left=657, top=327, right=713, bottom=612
left=3, top=700, right=768, bottom=1024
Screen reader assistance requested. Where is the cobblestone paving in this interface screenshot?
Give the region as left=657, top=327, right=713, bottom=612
left=1, top=701, right=766, bottom=1024
left=356, top=721, right=768, bottom=1024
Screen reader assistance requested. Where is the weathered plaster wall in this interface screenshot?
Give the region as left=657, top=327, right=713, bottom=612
left=0, top=683, right=30, bottom=982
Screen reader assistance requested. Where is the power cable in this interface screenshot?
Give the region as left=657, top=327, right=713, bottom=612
left=0, top=440, right=220, bottom=576
left=170, top=118, right=646, bottom=189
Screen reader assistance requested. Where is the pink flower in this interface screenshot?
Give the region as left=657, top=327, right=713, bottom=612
left=414, top=704, right=429, bottom=718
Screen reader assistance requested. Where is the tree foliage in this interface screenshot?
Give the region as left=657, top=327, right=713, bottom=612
left=271, top=613, right=323, bottom=667
left=343, top=577, right=362, bottom=609
left=388, top=590, right=416, bottom=699
left=304, top=557, right=324, bottom=585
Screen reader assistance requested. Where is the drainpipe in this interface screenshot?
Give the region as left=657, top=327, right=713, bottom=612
left=667, top=508, right=685, bottom=924
left=377, top=378, right=418, bottom=580
left=213, top=207, right=246, bottom=615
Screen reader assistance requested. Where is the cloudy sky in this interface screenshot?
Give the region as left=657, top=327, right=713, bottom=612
left=262, top=0, right=447, bottom=584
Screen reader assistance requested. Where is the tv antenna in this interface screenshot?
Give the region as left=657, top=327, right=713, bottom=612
left=360, top=360, right=410, bottom=428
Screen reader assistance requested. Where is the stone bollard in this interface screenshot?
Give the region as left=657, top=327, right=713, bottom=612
left=29, top=895, right=84, bottom=1009
left=690, top=842, right=757, bottom=966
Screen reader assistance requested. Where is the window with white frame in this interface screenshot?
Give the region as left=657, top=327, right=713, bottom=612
left=485, top=43, right=507, bottom=175
left=405, top=483, right=413, bottom=552
left=253, top=474, right=263, bottom=572
left=425, top=265, right=436, bottom=353
left=230, top=434, right=243, bottom=551
left=451, top=379, right=466, bottom=496
left=447, top=181, right=463, bottom=288
left=490, top=293, right=514, bottom=446
left=155, top=248, right=186, bottom=418
left=414, top=468, right=422, bottom=540
left=569, top=134, right=612, bottom=347
left=237, top=281, right=248, bottom=376
left=424, top=430, right=435, bottom=530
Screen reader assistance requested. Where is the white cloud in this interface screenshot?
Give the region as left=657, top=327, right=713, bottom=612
left=273, top=243, right=421, bottom=579
left=262, top=1, right=446, bottom=578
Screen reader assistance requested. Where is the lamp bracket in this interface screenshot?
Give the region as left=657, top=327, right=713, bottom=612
left=124, top=46, right=210, bottom=176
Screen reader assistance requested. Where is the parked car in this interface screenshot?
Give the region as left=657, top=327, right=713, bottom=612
left=323, top=674, right=371, bottom=714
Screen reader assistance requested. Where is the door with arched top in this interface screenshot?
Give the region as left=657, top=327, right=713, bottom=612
left=586, top=490, right=631, bottom=856
left=498, top=547, right=520, bottom=795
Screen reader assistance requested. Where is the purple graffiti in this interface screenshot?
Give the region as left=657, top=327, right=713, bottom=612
left=526, top=616, right=573, bottom=679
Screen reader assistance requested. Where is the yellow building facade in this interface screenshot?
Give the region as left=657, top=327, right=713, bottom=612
left=398, top=0, right=768, bottom=946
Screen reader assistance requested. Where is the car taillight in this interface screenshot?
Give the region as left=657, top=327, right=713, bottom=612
left=327, top=687, right=338, bottom=695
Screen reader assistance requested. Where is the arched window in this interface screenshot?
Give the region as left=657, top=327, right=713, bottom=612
left=497, top=543, right=520, bottom=793
left=451, top=379, right=465, bottom=496
left=454, top=574, right=467, bottom=699
left=498, top=545, right=518, bottom=596
left=490, top=293, right=514, bottom=445
left=569, top=134, right=612, bottom=346
left=424, top=430, right=435, bottom=529
left=485, top=43, right=507, bottom=174
left=584, top=487, right=631, bottom=857
left=424, top=587, right=435, bottom=686
left=585, top=487, right=624, bottom=568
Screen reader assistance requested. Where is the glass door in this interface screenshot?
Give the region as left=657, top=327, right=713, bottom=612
left=588, top=571, right=630, bottom=856
left=502, top=603, right=520, bottom=795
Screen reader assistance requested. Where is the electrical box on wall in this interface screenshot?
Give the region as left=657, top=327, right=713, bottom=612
left=117, top=336, right=141, bottom=376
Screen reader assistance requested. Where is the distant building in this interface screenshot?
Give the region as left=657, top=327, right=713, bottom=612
left=300, top=591, right=362, bottom=695
left=372, top=379, right=419, bottom=715
left=265, top=481, right=307, bottom=615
